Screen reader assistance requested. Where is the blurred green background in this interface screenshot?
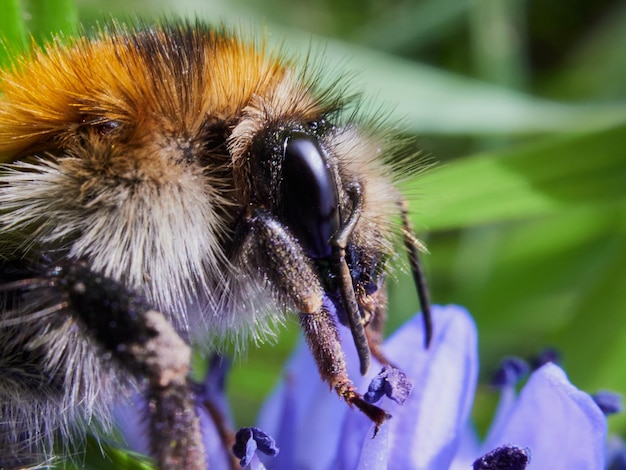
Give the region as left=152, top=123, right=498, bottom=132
left=2, top=0, right=626, bottom=467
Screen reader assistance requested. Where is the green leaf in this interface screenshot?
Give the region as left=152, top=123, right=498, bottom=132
left=22, top=0, right=78, bottom=45
left=398, top=122, right=626, bottom=436
left=76, top=1, right=626, bottom=136
left=60, top=435, right=154, bottom=470
left=264, top=30, right=626, bottom=135
left=409, top=122, right=626, bottom=231
left=350, top=0, right=471, bottom=52
left=0, top=0, right=28, bottom=68
left=542, top=2, right=626, bottom=102
left=421, top=203, right=626, bottom=434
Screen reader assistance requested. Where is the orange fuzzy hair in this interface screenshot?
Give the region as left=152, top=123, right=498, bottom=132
left=0, top=23, right=289, bottom=160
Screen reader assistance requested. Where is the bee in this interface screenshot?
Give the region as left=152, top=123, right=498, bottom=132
left=0, top=21, right=431, bottom=469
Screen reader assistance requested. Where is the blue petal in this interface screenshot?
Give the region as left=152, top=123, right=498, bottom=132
left=197, top=405, right=234, bottom=470
left=606, top=436, right=626, bottom=469
left=356, top=420, right=391, bottom=470
left=337, top=305, right=479, bottom=469
left=482, top=363, right=607, bottom=469
left=450, top=425, right=481, bottom=470
left=195, top=354, right=232, bottom=419
left=481, top=385, right=518, bottom=451
left=256, top=333, right=353, bottom=468
left=112, top=392, right=150, bottom=456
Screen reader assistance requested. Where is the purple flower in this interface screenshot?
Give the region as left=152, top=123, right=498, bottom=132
left=257, top=305, right=608, bottom=469
left=114, top=305, right=609, bottom=469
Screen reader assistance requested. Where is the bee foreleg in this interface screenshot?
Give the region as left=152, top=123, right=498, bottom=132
left=298, top=308, right=390, bottom=432
left=52, top=262, right=206, bottom=470
left=242, top=210, right=390, bottom=430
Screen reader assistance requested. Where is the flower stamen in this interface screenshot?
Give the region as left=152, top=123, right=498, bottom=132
left=473, top=445, right=531, bottom=470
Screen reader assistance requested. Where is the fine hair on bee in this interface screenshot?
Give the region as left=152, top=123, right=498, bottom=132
left=0, top=19, right=431, bottom=469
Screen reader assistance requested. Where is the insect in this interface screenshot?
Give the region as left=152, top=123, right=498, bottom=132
left=0, top=21, right=431, bottom=469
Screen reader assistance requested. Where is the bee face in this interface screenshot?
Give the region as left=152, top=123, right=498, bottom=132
left=0, top=21, right=428, bottom=468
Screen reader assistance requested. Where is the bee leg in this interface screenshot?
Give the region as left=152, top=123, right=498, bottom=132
left=52, top=262, right=206, bottom=470
left=243, top=210, right=390, bottom=431
left=298, top=307, right=390, bottom=431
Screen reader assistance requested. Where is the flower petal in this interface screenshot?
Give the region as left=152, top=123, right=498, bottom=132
left=605, top=435, right=626, bottom=469
left=481, top=385, right=518, bottom=452
left=449, top=425, right=482, bottom=470
left=256, top=334, right=353, bottom=468
left=356, top=421, right=391, bottom=470
left=197, top=405, right=234, bottom=470
left=482, top=363, right=607, bottom=469
left=113, top=392, right=150, bottom=457
left=336, top=305, right=479, bottom=470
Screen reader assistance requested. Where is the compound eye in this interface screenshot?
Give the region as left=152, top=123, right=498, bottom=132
left=282, top=132, right=340, bottom=259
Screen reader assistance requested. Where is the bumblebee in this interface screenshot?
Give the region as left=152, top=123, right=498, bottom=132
left=0, top=21, right=430, bottom=468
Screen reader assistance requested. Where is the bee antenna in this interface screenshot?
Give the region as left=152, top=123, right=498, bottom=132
left=399, top=200, right=433, bottom=348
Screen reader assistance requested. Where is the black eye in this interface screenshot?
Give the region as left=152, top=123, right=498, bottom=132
left=282, top=132, right=340, bottom=259
left=78, top=118, right=122, bottom=138
left=96, top=120, right=122, bottom=135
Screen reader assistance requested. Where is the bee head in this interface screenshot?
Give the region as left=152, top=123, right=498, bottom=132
left=229, top=97, right=402, bottom=372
